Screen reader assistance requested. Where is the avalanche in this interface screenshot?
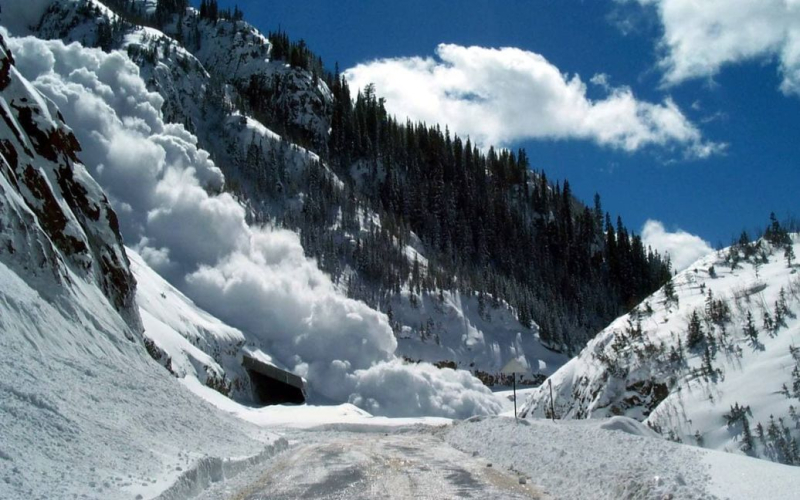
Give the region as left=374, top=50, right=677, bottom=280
left=3, top=0, right=570, bottom=386
left=1, top=28, right=504, bottom=418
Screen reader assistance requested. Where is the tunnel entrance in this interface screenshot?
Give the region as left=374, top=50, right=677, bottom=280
left=243, top=355, right=306, bottom=405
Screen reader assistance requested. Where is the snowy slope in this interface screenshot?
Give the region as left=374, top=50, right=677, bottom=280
left=0, top=33, right=283, bottom=500
left=391, top=289, right=568, bottom=383
left=521, top=235, right=800, bottom=465
left=19, top=0, right=331, bottom=149
left=447, top=416, right=800, bottom=500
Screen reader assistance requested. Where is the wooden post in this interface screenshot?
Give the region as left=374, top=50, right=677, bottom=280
left=548, top=379, right=555, bottom=421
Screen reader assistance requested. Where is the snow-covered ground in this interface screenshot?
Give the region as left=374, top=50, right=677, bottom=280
left=4, top=3, right=799, bottom=499
left=0, top=210, right=283, bottom=500
left=447, top=416, right=800, bottom=500
left=194, top=425, right=546, bottom=500
left=165, top=410, right=800, bottom=500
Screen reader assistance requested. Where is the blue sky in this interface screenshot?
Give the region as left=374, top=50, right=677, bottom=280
left=214, top=0, right=799, bottom=261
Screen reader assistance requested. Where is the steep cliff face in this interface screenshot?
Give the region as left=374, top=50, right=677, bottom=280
left=0, top=33, right=140, bottom=330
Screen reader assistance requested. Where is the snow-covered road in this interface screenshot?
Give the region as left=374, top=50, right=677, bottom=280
left=201, top=426, right=545, bottom=499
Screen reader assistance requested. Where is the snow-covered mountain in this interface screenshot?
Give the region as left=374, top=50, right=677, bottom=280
left=3, top=2, right=800, bottom=498
left=0, top=22, right=498, bottom=498
left=521, top=231, right=800, bottom=465
left=0, top=0, right=576, bottom=387
left=1, top=0, right=512, bottom=420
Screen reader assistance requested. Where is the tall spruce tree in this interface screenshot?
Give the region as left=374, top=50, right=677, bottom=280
left=687, top=310, right=705, bottom=349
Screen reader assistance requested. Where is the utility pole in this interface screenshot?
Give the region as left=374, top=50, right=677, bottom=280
left=513, top=373, right=517, bottom=420
left=501, top=359, right=528, bottom=422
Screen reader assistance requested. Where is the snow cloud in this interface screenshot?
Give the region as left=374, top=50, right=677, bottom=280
left=6, top=33, right=501, bottom=418
left=628, top=0, right=800, bottom=95
left=641, top=219, right=714, bottom=272
left=344, top=44, right=721, bottom=157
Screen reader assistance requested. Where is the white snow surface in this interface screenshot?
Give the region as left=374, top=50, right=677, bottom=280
left=447, top=416, right=800, bottom=500
left=392, top=289, right=569, bottom=381
left=522, top=235, right=800, bottom=463
left=0, top=34, right=286, bottom=499
left=0, top=260, right=285, bottom=500
left=179, top=376, right=452, bottom=431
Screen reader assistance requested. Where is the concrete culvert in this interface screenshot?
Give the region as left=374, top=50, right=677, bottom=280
left=243, top=355, right=306, bottom=405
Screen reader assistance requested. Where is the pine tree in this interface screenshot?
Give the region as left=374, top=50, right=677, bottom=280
left=786, top=244, right=796, bottom=268
left=741, top=415, right=756, bottom=456
left=745, top=311, right=758, bottom=342
left=757, top=421, right=767, bottom=446
left=766, top=212, right=790, bottom=246
left=664, top=279, right=678, bottom=308
left=702, top=344, right=714, bottom=376
left=687, top=310, right=705, bottom=349
left=775, top=299, right=786, bottom=329
left=694, top=430, right=704, bottom=447
left=763, top=310, right=775, bottom=333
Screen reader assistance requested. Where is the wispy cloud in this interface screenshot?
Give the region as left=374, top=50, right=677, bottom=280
left=345, top=44, right=721, bottom=157
left=627, top=0, right=800, bottom=96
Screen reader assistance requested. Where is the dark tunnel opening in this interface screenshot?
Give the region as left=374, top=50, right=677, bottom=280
left=247, top=368, right=305, bottom=405
left=243, top=355, right=306, bottom=406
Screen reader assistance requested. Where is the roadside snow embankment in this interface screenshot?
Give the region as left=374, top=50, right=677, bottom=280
left=446, top=416, right=800, bottom=500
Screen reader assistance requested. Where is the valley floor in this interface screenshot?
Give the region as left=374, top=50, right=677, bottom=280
left=177, top=404, right=800, bottom=500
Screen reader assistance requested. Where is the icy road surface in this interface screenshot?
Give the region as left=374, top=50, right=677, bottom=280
left=205, top=425, right=547, bottom=499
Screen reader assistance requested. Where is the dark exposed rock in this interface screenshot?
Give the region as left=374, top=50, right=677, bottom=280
left=0, top=32, right=141, bottom=332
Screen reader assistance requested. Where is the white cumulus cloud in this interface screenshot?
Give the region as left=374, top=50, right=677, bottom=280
left=642, top=219, right=714, bottom=272
left=344, top=43, right=721, bottom=157
left=6, top=32, right=501, bottom=418
left=629, top=0, right=800, bottom=95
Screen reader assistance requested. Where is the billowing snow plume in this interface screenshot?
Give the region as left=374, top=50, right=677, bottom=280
left=641, top=219, right=714, bottom=272
left=5, top=32, right=501, bottom=418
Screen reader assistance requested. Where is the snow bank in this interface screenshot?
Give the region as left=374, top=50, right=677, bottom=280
left=599, top=416, right=661, bottom=439
left=179, top=378, right=451, bottom=429
left=447, top=416, right=800, bottom=500
left=156, top=437, right=288, bottom=500
left=5, top=32, right=500, bottom=418
left=0, top=259, right=280, bottom=500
